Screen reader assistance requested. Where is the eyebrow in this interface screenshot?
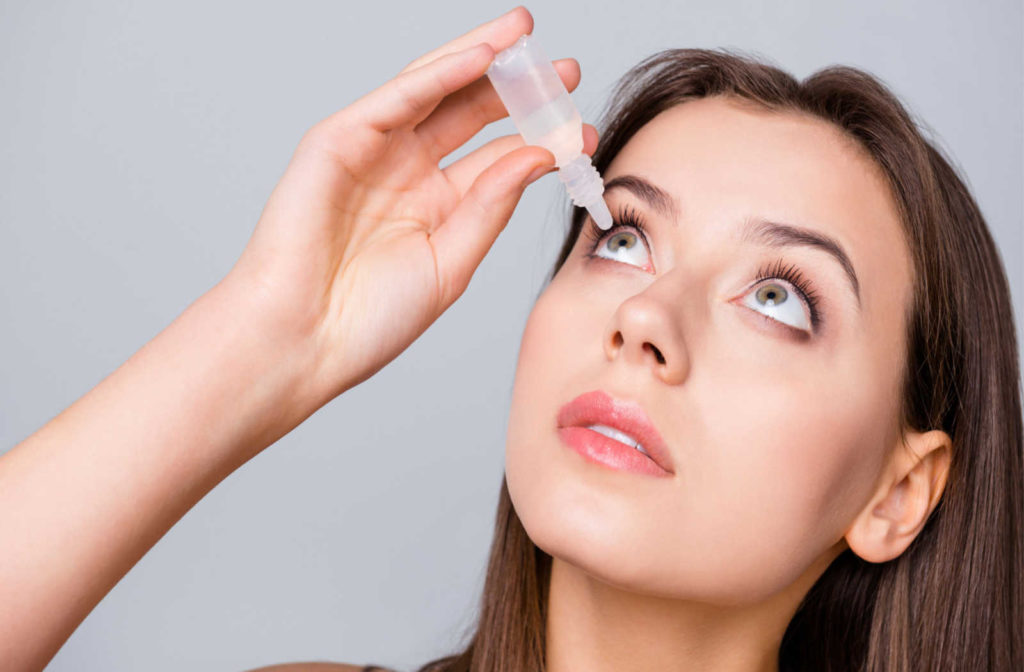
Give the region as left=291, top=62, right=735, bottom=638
left=604, top=175, right=680, bottom=220
left=603, top=173, right=862, bottom=309
left=743, top=218, right=861, bottom=308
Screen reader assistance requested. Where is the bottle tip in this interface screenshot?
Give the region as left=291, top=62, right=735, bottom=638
left=587, top=197, right=614, bottom=230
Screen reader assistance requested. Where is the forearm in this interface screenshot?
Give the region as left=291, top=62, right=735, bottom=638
left=0, top=277, right=322, bottom=671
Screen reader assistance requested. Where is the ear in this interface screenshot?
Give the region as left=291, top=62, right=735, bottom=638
left=844, top=429, right=952, bottom=563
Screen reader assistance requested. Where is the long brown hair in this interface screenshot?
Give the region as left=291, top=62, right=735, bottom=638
left=365, top=48, right=1023, bottom=672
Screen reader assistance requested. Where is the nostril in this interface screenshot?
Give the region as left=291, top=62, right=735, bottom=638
left=645, top=343, right=666, bottom=365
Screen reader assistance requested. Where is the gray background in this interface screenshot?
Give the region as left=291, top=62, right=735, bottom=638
left=1, top=1, right=1020, bottom=670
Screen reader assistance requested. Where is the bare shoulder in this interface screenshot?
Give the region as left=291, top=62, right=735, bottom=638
left=245, top=664, right=366, bottom=672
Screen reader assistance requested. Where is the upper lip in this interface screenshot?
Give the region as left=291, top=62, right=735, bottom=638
left=556, top=390, right=675, bottom=474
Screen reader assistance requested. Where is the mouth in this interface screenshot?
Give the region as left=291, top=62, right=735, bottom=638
left=556, top=389, right=675, bottom=476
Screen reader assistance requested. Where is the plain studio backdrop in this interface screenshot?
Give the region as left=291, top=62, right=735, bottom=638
left=1, top=1, right=1020, bottom=670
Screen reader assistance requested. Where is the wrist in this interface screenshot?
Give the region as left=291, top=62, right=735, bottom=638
left=192, top=275, right=328, bottom=459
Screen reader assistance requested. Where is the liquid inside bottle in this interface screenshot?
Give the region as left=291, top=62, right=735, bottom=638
left=513, top=91, right=584, bottom=166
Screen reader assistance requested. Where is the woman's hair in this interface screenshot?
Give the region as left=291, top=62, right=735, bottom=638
left=364, top=48, right=1023, bottom=672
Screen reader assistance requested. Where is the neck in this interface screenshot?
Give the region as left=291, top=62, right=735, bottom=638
left=543, top=549, right=839, bottom=672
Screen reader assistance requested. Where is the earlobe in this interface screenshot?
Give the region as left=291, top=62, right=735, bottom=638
left=844, top=429, right=952, bottom=564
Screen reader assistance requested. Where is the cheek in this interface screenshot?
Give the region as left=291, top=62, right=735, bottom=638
left=673, top=350, right=888, bottom=595
left=505, top=297, right=557, bottom=556
left=505, top=283, right=609, bottom=557
left=504, top=276, right=891, bottom=605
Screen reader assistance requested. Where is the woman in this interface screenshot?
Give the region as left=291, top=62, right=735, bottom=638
left=1, top=6, right=1020, bottom=672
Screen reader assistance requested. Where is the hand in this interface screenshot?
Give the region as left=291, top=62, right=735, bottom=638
left=223, top=6, right=598, bottom=404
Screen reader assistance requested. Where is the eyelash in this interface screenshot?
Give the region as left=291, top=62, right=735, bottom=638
left=753, top=258, right=822, bottom=331
left=582, top=203, right=652, bottom=255
left=582, top=206, right=823, bottom=331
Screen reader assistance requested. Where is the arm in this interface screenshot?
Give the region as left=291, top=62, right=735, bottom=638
left=0, top=276, right=321, bottom=671
left=0, top=7, right=588, bottom=670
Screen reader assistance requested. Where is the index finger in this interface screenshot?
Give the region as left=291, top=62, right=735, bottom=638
left=399, top=6, right=534, bottom=74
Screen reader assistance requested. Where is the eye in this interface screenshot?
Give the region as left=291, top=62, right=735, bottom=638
left=742, top=280, right=810, bottom=331
left=583, top=205, right=653, bottom=270
left=740, top=259, right=822, bottom=333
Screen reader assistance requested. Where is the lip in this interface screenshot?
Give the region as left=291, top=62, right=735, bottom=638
left=556, top=390, right=675, bottom=477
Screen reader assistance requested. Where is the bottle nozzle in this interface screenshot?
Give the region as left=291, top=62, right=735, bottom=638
left=585, top=194, right=614, bottom=231
left=485, top=35, right=613, bottom=229
left=558, top=154, right=613, bottom=230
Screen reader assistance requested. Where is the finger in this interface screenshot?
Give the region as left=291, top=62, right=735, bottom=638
left=582, top=123, right=599, bottom=156
left=443, top=134, right=526, bottom=196
left=344, top=43, right=496, bottom=133
left=417, top=58, right=581, bottom=161
left=399, top=6, right=533, bottom=74
left=443, top=123, right=600, bottom=196
left=432, top=145, right=555, bottom=305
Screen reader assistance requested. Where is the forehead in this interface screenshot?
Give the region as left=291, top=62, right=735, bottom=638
left=603, top=96, right=913, bottom=329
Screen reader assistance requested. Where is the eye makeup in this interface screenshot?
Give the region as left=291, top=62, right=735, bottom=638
left=750, top=258, right=823, bottom=331
left=579, top=203, right=827, bottom=334
left=582, top=204, right=652, bottom=259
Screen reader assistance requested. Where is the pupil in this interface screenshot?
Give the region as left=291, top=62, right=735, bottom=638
left=757, top=284, right=787, bottom=306
left=608, top=232, right=635, bottom=251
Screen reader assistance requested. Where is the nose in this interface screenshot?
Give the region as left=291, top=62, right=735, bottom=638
left=603, top=284, right=689, bottom=385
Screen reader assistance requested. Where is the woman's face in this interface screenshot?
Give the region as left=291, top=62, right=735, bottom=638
left=505, top=96, right=914, bottom=604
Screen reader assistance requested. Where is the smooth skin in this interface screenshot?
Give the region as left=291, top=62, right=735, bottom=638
left=505, top=98, right=952, bottom=672
left=0, top=7, right=597, bottom=671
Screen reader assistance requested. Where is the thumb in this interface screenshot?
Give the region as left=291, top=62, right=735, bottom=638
left=430, top=145, right=555, bottom=305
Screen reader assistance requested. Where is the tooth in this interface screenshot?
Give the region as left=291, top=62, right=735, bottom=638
left=586, top=424, right=647, bottom=455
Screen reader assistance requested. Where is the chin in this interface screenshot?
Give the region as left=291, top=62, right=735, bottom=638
left=506, top=453, right=674, bottom=597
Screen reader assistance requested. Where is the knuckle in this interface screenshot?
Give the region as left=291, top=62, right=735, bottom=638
left=300, top=121, right=329, bottom=146
left=400, top=55, right=426, bottom=74
left=298, top=124, right=336, bottom=156
left=302, top=111, right=361, bottom=147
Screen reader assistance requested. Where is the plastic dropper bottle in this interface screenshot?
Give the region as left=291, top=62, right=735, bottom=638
left=486, top=34, right=614, bottom=230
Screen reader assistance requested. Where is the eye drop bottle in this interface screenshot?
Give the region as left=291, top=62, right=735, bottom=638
left=486, top=34, right=614, bottom=230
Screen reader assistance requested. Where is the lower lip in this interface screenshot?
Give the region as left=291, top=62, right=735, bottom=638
left=558, top=427, right=671, bottom=477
